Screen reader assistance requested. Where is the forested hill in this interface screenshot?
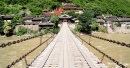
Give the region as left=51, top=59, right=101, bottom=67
left=1, top=0, right=130, bottom=16
left=0, top=0, right=62, bottom=15
left=70, top=0, right=130, bottom=16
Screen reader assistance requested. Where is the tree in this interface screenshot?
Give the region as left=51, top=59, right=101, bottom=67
left=91, top=19, right=99, bottom=31
left=11, top=14, right=23, bottom=29
left=51, top=15, right=59, bottom=28
left=78, top=9, right=93, bottom=34
left=16, top=26, right=26, bottom=36
left=0, top=6, right=9, bottom=15
left=3, top=20, right=12, bottom=36
left=92, top=7, right=102, bottom=18
left=66, top=10, right=77, bottom=18
left=51, top=15, right=59, bottom=34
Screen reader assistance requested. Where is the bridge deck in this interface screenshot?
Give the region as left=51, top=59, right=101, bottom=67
left=29, top=22, right=107, bottom=68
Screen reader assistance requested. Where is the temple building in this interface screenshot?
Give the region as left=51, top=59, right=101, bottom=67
left=59, top=14, right=74, bottom=23
left=15, top=14, right=53, bottom=31
left=62, top=3, right=84, bottom=14
left=42, top=3, right=84, bottom=16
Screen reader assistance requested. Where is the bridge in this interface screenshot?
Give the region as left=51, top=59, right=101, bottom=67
left=4, top=22, right=129, bottom=68
left=29, top=22, right=106, bottom=68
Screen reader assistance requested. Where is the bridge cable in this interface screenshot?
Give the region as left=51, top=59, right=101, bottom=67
left=0, top=35, right=41, bottom=48
left=68, top=24, right=130, bottom=48
left=76, top=35, right=127, bottom=68
left=88, top=34, right=130, bottom=48
left=6, top=36, right=53, bottom=68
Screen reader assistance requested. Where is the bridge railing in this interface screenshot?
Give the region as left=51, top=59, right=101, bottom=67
left=6, top=35, right=53, bottom=68
left=68, top=24, right=127, bottom=68
left=76, top=35, right=127, bottom=68
left=0, top=35, right=41, bottom=48
left=88, top=34, right=130, bottom=48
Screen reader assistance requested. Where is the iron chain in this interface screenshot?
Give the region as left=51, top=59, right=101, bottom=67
left=88, top=34, right=130, bottom=48
left=0, top=35, right=40, bottom=48
left=77, top=35, right=127, bottom=68
left=6, top=36, right=52, bottom=68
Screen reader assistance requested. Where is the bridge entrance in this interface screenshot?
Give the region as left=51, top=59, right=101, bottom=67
left=59, top=14, right=74, bottom=23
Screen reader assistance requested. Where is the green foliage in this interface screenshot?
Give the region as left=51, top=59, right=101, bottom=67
left=91, top=19, right=99, bottom=31
left=92, top=7, right=102, bottom=17
left=98, top=26, right=107, bottom=33
left=26, top=28, right=34, bottom=34
left=44, top=28, right=51, bottom=34
left=77, top=9, right=93, bottom=34
left=74, top=23, right=82, bottom=31
left=71, top=29, right=76, bottom=34
left=3, top=21, right=12, bottom=36
left=1, top=0, right=130, bottom=16
left=0, top=0, right=61, bottom=15
left=70, top=0, right=130, bottom=16
left=115, top=22, right=121, bottom=27
left=51, top=15, right=60, bottom=34
left=0, top=6, right=9, bottom=15
left=0, top=3, right=24, bottom=15
left=16, top=26, right=39, bottom=36
left=11, top=14, right=23, bottom=28
left=53, top=28, right=60, bottom=34
left=16, top=26, right=26, bottom=36
left=66, top=10, right=77, bottom=18
left=29, top=6, right=42, bottom=15
left=33, top=30, right=39, bottom=36
left=44, top=29, right=48, bottom=34
left=2, top=0, right=31, bottom=5
left=51, top=15, right=59, bottom=28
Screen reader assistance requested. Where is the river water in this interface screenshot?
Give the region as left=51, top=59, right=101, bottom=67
left=79, top=33, right=130, bottom=68
left=0, top=36, right=52, bottom=68
left=0, top=34, right=130, bottom=68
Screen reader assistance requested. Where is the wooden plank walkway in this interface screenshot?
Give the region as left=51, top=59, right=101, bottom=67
left=29, top=22, right=107, bottom=68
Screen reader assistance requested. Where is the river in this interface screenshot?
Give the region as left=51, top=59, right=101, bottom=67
left=0, top=36, right=53, bottom=68
left=79, top=33, right=130, bottom=68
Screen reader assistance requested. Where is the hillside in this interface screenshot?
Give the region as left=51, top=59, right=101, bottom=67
left=70, top=0, right=130, bottom=16
left=0, top=0, right=61, bottom=15
left=1, top=0, right=130, bottom=16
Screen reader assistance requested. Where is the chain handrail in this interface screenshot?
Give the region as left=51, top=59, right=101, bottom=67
left=6, top=36, right=52, bottom=68
left=88, top=34, right=130, bottom=48
left=0, top=35, right=41, bottom=48
left=76, top=35, right=127, bottom=68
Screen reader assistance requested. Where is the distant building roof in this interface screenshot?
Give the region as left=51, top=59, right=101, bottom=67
left=62, top=3, right=83, bottom=10
left=32, top=18, right=42, bottom=21
left=97, top=16, right=130, bottom=22
left=23, top=16, right=34, bottom=20
left=39, top=23, right=53, bottom=26
left=96, top=16, right=104, bottom=19
left=105, top=17, right=118, bottom=22
left=117, top=18, right=130, bottom=22
left=59, top=14, right=72, bottom=19
left=120, top=15, right=130, bottom=18
left=2, top=16, right=14, bottom=20
left=23, top=22, right=40, bottom=25
left=63, top=3, right=76, bottom=10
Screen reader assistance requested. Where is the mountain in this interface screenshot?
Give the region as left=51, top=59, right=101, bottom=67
left=0, top=0, right=130, bottom=16
left=70, top=0, right=130, bottom=16
left=0, top=0, right=61, bottom=15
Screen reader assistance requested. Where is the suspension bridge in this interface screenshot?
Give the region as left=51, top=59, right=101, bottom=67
left=3, top=22, right=129, bottom=68
left=28, top=22, right=106, bottom=68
